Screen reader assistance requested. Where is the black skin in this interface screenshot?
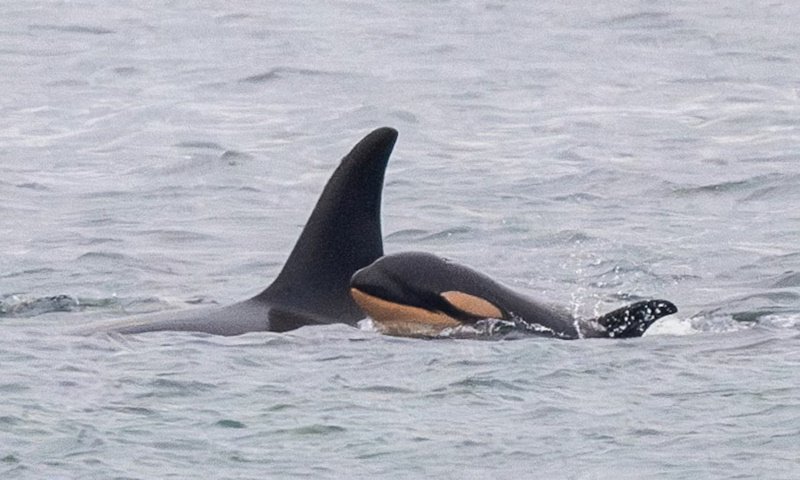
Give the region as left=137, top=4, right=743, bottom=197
left=351, top=252, right=678, bottom=339
left=75, top=127, right=398, bottom=336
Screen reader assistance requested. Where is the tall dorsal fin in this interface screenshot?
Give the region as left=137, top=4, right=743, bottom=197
left=594, top=299, right=677, bottom=338
left=256, top=127, right=398, bottom=321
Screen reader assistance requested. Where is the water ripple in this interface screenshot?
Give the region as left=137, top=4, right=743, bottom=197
left=3, top=1, right=800, bottom=478
left=28, top=24, right=114, bottom=35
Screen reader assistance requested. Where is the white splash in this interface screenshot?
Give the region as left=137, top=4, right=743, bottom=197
left=643, top=316, right=700, bottom=336
left=759, top=314, right=800, bottom=329
left=357, top=317, right=379, bottom=333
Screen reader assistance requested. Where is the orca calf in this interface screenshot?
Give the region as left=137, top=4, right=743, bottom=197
left=77, top=127, right=398, bottom=335
left=350, top=252, right=677, bottom=339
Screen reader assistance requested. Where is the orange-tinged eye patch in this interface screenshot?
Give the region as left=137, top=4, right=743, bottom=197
left=350, top=288, right=461, bottom=337
left=440, top=291, right=503, bottom=319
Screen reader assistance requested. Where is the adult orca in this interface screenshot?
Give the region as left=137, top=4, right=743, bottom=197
left=77, top=127, right=398, bottom=335
left=350, top=252, right=677, bottom=339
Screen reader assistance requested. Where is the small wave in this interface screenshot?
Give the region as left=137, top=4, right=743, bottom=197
left=215, top=419, right=246, bottom=429
left=214, top=13, right=253, bottom=23
left=419, top=226, right=473, bottom=241
left=602, top=11, right=678, bottom=29
left=1, top=268, right=57, bottom=280
left=77, top=251, right=129, bottom=262
left=668, top=75, right=741, bottom=85
left=743, top=174, right=800, bottom=201
left=759, top=314, right=800, bottom=329
left=771, top=271, right=800, bottom=288
left=348, top=385, right=416, bottom=394
left=78, top=190, right=133, bottom=200
left=76, top=250, right=179, bottom=275
left=536, top=229, right=596, bottom=246
left=239, top=67, right=334, bottom=84
left=45, top=78, right=89, bottom=87
left=220, top=150, right=254, bottom=164
left=0, top=293, right=176, bottom=319
left=446, top=376, right=525, bottom=392
left=0, top=294, right=79, bottom=317
left=385, top=228, right=429, bottom=241
left=674, top=179, right=753, bottom=196
left=174, top=141, right=225, bottom=150
left=389, top=110, right=419, bottom=123
left=742, top=153, right=798, bottom=164
left=15, top=182, right=50, bottom=191
left=0, top=294, right=148, bottom=318
left=112, top=66, right=139, bottom=76
left=142, top=378, right=217, bottom=399
left=131, top=229, right=218, bottom=243
left=681, top=299, right=799, bottom=333
left=733, top=290, right=800, bottom=307
left=671, top=173, right=785, bottom=198
left=28, top=24, right=114, bottom=35
left=272, top=424, right=346, bottom=436
left=146, top=151, right=250, bottom=175
left=550, top=192, right=604, bottom=203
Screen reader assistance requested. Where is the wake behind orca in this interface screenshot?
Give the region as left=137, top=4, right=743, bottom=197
left=350, top=252, right=677, bottom=339
left=76, top=127, right=398, bottom=335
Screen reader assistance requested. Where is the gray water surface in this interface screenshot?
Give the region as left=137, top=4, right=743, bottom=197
left=2, top=1, right=800, bottom=478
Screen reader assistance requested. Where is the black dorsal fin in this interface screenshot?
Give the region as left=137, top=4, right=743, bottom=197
left=256, top=127, right=398, bottom=321
left=594, top=299, right=677, bottom=338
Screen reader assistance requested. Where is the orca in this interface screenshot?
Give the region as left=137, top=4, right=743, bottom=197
left=350, top=252, right=677, bottom=339
left=77, top=127, right=398, bottom=335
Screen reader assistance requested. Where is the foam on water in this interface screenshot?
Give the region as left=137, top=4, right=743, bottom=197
left=643, top=316, right=701, bottom=337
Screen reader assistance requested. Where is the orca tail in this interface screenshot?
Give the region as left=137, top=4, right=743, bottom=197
left=593, top=299, right=677, bottom=338
left=257, top=127, right=398, bottom=321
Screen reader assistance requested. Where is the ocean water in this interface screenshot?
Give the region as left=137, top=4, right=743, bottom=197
left=2, top=1, right=799, bottom=478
